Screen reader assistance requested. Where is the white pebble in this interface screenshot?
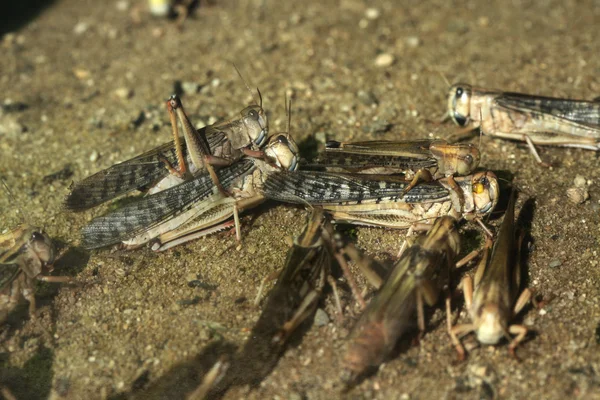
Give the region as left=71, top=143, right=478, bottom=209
left=73, top=21, right=89, bottom=35
left=567, top=187, right=589, bottom=204
left=89, top=150, right=99, bottom=163
left=573, top=175, right=587, bottom=188
left=365, top=8, right=380, bottom=20
left=375, top=53, right=395, bottom=67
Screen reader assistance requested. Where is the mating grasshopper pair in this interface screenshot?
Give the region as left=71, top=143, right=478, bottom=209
left=447, top=83, right=600, bottom=165
left=66, top=89, right=300, bottom=251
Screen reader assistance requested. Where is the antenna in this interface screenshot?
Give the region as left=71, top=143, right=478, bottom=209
left=437, top=70, right=451, bottom=88
left=1, top=177, right=28, bottom=227
left=233, top=63, right=261, bottom=108
left=285, top=92, right=292, bottom=135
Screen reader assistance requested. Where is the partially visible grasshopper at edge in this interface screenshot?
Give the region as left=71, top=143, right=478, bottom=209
left=305, top=139, right=480, bottom=197
left=448, top=189, right=532, bottom=360
left=262, top=168, right=499, bottom=237
left=64, top=92, right=268, bottom=211
left=81, top=131, right=299, bottom=251
left=1, top=225, right=73, bottom=325
left=447, top=83, right=600, bottom=165
left=340, top=216, right=461, bottom=384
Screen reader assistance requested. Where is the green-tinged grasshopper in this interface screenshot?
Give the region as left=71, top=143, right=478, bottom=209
left=340, top=217, right=461, bottom=384
left=64, top=93, right=268, bottom=211
left=1, top=225, right=72, bottom=324
left=448, top=190, right=532, bottom=360
left=305, top=139, right=480, bottom=195
left=262, top=169, right=498, bottom=235
left=447, top=83, right=600, bottom=165
left=81, top=132, right=299, bottom=251
left=204, top=209, right=334, bottom=397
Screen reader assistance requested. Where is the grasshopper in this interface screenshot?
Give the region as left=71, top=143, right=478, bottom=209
left=64, top=93, right=267, bottom=211
left=1, top=225, right=72, bottom=324
left=447, top=83, right=600, bottom=165
left=262, top=169, right=498, bottom=235
left=341, top=216, right=461, bottom=383
left=81, top=132, right=299, bottom=251
left=448, top=189, right=532, bottom=360
left=306, top=139, right=480, bottom=196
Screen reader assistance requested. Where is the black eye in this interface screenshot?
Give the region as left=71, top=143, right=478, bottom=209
left=31, top=232, right=44, bottom=242
left=455, top=87, right=463, bottom=97
left=464, top=154, right=473, bottom=165
left=277, top=136, right=289, bottom=145
left=248, top=110, right=258, bottom=119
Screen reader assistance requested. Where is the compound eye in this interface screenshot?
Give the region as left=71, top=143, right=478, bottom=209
left=31, top=232, right=44, bottom=242
left=455, top=87, right=463, bottom=98
left=247, top=109, right=258, bottom=119
left=464, top=154, right=473, bottom=165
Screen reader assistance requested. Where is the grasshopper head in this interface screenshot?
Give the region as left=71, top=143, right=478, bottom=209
left=29, top=230, right=56, bottom=267
left=448, top=84, right=473, bottom=127
left=240, top=105, right=268, bottom=147
left=264, top=133, right=299, bottom=171
left=430, top=142, right=480, bottom=176
left=475, top=303, right=506, bottom=345
left=18, top=229, right=56, bottom=278
left=471, top=171, right=499, bottom=216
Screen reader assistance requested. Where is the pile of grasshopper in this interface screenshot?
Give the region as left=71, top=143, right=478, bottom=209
left=3, top=79, right=600, bottom=397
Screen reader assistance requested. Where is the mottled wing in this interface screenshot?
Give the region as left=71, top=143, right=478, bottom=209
left=64, top=130, right=229, bottom=211
left=497, top=93, right=600, bottom=127
left=81, top=159, right=255, bottom=249
left=305, top=152, right=437, bottom=172
left=262, top=170, right=448, bottom=204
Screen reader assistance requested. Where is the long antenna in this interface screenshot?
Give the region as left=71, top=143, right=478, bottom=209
left=285, top=92, right=292, bottom=135
left=1, top=177, right=28, bottom=226
left=233, top=63, right=261, bottom=107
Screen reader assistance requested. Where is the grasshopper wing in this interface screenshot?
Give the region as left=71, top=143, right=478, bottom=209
left=81, top=159, right=254, bottom=249
left=497, top=93, right=600, bottom=128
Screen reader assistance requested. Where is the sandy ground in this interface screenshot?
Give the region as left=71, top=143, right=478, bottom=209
left=1, top=0, right=600, bottom=399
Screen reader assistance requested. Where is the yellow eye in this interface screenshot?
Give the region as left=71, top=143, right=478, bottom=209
left=474, top=182, right=485, bottom=194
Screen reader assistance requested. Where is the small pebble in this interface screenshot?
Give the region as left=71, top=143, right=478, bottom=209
left=314, top=308, right=329, bottom=326
left=573, top=175, right=587, bottom=188
left=73, top=21, right=89, bottom=35
left=115, top=1, right=129, bottom=11
left=181, top=81, right=200, bottom=95
left=365, top=8, right=380, bottom=20
left=406, top=36, right=420, bottom=47
left=89, top=150, right=99, bottom=163
left=114, top=87, right=133, bottom=99
left=374, top=53, right=395, bottom=68
left=566, top=187, right=589, bottom=204
left=0, top=116, right=25, bottom=138
left=357, top=90, right=378, bottom=106
left=548, top=259, right=562, bottom=269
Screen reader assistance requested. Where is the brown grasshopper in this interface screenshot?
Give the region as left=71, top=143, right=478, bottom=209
left=81, top=132, right=299, bottom=251
left=65, top=92, right=267, bottom=211
left=262, top=169, right=499, bottom=237
left=448, top=189, right=532, bottom=360
left=306, top=139, right=480, bottom=196
left=1, top=225, right=72, bottom=325
left=447, top=83, right=600, bottom=165
left=341, top=216, right=461, bottom=384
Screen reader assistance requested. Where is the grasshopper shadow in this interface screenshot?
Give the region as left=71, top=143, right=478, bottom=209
left=0, top=0, right=57, bottom=36
left=0, top=346, right=54, bottom=400
left=111, top=340, right=237, bottom=400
